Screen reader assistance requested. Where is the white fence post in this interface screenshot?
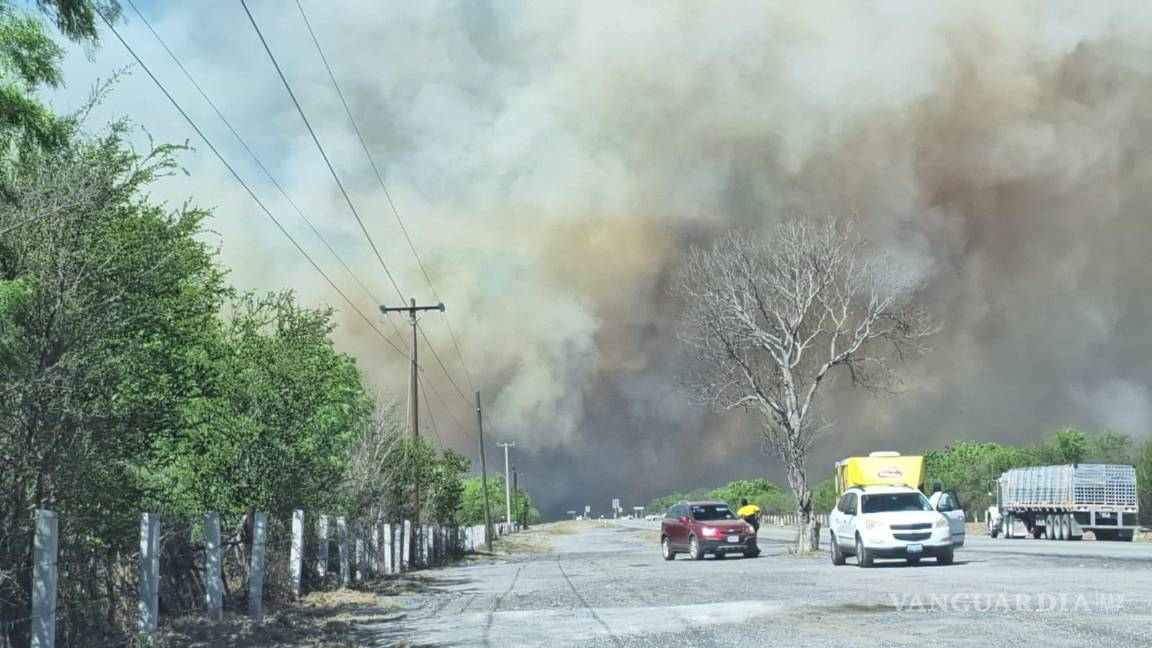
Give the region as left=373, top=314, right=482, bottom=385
left=249, top=512, right=267, bottom=621
left=204, top=512, right=223, bottom=621
left=290, top=510, right=304, bottom=598
left=383, top=523, right=394, bottom=574
left=138, top=512, right=159, bottom=637
left=370, top=525, right=380, bottom=577
left=31, top=510, right=57, bottom=648
left=355, top=530, right=365, bottom=582
left=337, top=516, right=350, bottom=586
left=401, top=520, right=411, bottom=571
left=317, top=515, right=330, bottom=579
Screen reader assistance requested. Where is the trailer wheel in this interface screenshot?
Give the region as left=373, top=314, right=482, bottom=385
left=1061, top=514, right=1072, bottom=541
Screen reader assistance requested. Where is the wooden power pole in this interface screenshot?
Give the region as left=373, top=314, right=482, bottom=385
left=380, top=298, right=444, bottom=551
left=476, top=391, right=494, bottom=551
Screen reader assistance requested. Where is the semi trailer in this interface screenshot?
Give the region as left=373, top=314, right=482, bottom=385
left=986, top=464, right=1139, bottom=541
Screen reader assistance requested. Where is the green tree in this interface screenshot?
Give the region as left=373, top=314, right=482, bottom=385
left=147, top=291, right=372, bottom=517
left=429, top=449, right=470, bottom=524
left=1137, top=441, right=1152, bottom=527
left=1085, top=431, right=1137, bottom=465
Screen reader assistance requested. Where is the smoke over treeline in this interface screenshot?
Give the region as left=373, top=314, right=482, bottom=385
left=62, top=0, right=1152, bottom=516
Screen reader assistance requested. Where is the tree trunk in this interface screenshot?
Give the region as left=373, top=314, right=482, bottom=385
left=785, top=453, right=820, bottom=552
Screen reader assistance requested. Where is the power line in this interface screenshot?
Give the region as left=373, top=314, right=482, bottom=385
left=96, top=10, right=411, bottom=361
left=418, top=323, right=473, bottom=406
left=416, top=372, right=443, bottom=450
left=294, top=0, right=478, bottom=394
left=122, top=0, right=413, bottom=355
left=239, top=0, right=406, bottom=305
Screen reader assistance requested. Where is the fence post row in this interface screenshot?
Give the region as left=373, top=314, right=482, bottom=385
left=248, top=512, right=267, bottom=621
left=204, top=512, right=223, bottom=622
left=31, top=510, right=57, bottom=648
left=21, top=513, right=493, bottom=643
left=290, top=510, right=304, bottom=598
left=138, top=512, right=159, bottom=638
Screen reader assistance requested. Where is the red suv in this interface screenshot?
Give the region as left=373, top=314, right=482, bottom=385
left=661, top=501, right=760, bottom=560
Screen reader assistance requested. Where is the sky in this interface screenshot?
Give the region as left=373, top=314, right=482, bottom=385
left=45, top=0, right=1152, bottom=518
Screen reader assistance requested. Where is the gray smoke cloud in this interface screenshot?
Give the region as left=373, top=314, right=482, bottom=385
left=55, top=0, right=1152, bottom=516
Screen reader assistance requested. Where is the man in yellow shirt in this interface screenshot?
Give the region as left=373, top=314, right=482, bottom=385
left=737, top=498, right=761, bottom=533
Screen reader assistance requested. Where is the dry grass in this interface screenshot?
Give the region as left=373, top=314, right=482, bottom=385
left=155, top=585, right=404, bottom=647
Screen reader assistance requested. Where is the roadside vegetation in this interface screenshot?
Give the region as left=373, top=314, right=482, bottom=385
left=0, top=3, right=531, bottom=645
left=646, top=428, right=1152, bottom=526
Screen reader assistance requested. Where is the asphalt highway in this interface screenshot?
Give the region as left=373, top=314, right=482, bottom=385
left=362, top=520, right=1152, bottom=647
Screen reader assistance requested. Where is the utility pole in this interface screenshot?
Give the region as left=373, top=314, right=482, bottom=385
left=380, top=298, right=444, bottom=557
left=497, top=442, right=515, bottom=529
left=476, top=391, right=494, bottom=552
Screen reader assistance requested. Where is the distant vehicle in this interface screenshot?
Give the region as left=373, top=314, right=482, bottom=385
left=987, top=464, right=1139, bottom=541
left=645, top=513, right=659, bottom=521
left=660, top=501, right=759, bottom=560
left=829, top=485, right=960, bottom=567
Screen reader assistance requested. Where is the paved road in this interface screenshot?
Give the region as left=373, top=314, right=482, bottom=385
left=362, top=522, right=1152, bottom=647
left=737, top=522, right=1152, bottom=562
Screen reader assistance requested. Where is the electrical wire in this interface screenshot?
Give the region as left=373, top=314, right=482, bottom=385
left=294, top=0, right=479, bottom=395
left=122, top=0, right=411, bottom=354
left=96, top=10, right=410, bottom=361
left=240, top=0, right=407, bottom=305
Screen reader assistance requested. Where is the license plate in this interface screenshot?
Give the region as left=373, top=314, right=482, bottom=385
left=906, top=543, right=923, bottom=554
left=727, top=535, right=740, bottom=543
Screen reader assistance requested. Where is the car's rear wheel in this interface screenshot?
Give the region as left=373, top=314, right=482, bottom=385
left=855, top=535, right=872, bottom=568
left=936, top=549, right=954, bottom=565
left=743, top=545, right=760, bottom=558
left=661, top=536, right=675, bottom=561
left=830, top=533, right=846, bottom=566
left=688, top=535, right=704, bottom=560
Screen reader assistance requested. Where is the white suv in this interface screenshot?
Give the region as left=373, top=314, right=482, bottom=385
left=829, top=485, right=965, bottom=567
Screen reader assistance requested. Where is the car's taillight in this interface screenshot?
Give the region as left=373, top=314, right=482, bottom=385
left=701, top=527, right=720, bottom=537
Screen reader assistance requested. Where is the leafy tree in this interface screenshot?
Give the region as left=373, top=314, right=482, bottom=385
left=810, top=479, right=838, bottom=515
left=459, top=474, right=538, bottom=526
left=1025, top=427, right=1087, bottom=465
left=147, top=291, right=372, bottom=518
left=429, top=449, right=470, bottom=524
left=1085, top=431, right=1137, bottom=465
left=1137, top=441, right=1152, bottom=527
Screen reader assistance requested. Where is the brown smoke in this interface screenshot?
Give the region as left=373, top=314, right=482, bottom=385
left=62, top=0, right=1152, bottom=515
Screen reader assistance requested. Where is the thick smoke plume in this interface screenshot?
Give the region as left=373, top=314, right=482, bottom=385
left=60, top=0, right=1152, bottom=516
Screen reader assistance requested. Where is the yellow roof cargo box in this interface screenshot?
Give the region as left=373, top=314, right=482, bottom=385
left=835, top=452, right=924, bottom=494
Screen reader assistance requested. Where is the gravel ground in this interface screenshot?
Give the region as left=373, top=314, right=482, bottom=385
left=358, top=521, right=1152, bottom=647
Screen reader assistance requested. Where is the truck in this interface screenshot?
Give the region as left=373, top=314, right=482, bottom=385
left=834, top=451, right=925, bottom=493
left=986, top=464, right=1139, bottom=541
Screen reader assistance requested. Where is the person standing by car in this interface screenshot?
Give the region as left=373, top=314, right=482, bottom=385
left=737, top=499, right=761, bottom=533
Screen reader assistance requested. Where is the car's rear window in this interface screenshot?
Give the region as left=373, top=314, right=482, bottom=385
left=690, top=504, right=735, bottom=520
left=861, top=492, right=932, bottom=513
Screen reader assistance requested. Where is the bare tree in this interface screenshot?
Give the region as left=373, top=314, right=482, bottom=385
left=673, top=218, right=934, bottom=551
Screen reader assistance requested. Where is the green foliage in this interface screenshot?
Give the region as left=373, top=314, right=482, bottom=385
left=1137, top=441, right=1152, bottom=527
left=429, top=449, right=470, bottom=524
left=146, top=291, right=373, bottom=518
left=459, top=474, right=539, bottom=526
left=810, top=478, right=838, bottom=514
left=646, top=479, right=793, bottom=517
